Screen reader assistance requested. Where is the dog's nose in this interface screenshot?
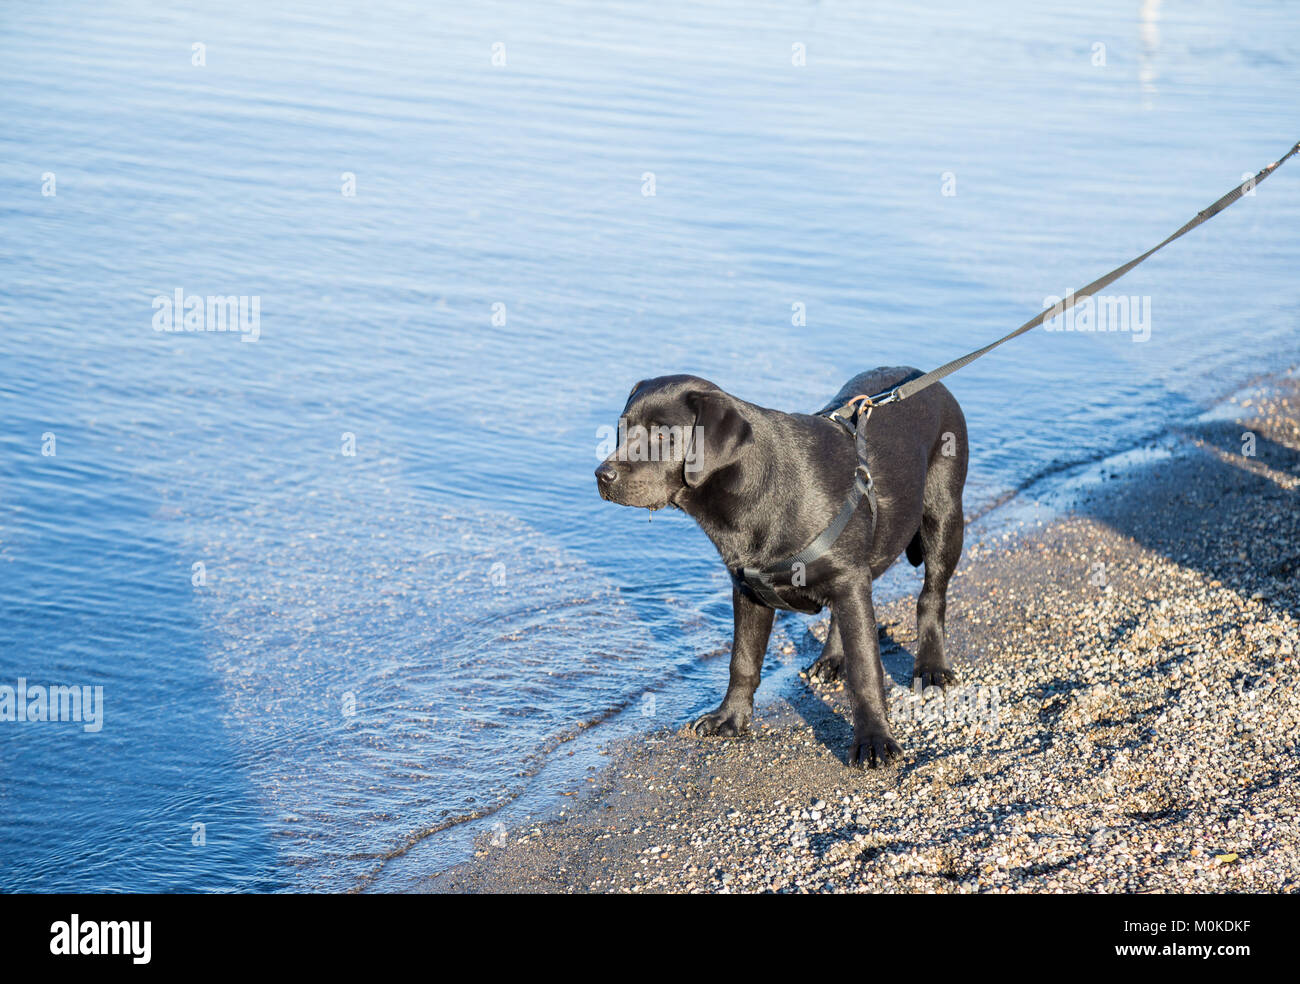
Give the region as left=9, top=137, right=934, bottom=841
left=595, top=463, right=619, bottom=485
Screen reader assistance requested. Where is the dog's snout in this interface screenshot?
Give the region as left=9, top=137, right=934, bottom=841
left=595, top=463, right=619, bottom=485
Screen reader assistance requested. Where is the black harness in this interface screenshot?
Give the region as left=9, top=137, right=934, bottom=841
left=729, top=395, right=881, bottom=613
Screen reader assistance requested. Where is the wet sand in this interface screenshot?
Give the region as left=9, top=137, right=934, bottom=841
left=423, top=372, right=1300, bottom=893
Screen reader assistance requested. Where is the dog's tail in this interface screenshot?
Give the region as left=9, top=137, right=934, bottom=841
left=905, top=529, right=924, bottom=567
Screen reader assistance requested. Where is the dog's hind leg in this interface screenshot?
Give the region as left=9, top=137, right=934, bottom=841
left=808, top=613, right=844, bottom=682
left=905, top=529, right=924, bottom=567
left=912, top=459, right=964, bottom=690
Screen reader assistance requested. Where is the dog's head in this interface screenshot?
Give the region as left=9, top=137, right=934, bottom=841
left=595, top=375, right=754, bottom=510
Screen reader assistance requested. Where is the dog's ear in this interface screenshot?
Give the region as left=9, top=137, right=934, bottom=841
left=684, top=391, right=753, bottom=488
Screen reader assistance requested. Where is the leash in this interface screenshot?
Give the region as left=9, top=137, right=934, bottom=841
left=733, top=141, right=1300, bottom=612
left=829, top=139, right=1300, bottom=418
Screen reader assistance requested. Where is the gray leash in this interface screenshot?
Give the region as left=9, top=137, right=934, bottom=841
left=831, top=139, right=1300, bottom=417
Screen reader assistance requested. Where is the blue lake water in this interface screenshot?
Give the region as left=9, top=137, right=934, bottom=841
left=1, top=0, right=1297, bottom=891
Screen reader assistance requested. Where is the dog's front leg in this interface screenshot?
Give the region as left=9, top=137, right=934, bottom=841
left=693, top=585, right=774, bottom=737
left=836, top=584, right=902, bottom=768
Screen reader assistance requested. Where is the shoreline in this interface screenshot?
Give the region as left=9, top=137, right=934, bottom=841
left=422, top=369, right=1300, bottom=893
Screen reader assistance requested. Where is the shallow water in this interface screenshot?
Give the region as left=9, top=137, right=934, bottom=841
left=1, top=0, right=1297, bottom=891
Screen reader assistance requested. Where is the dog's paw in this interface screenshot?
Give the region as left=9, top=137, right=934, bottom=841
left=692, top=706, right=751, bottom=738
left=807, top=655, right=843, bottom=683
left=849, top=731, right=901, bottom=769
left=911, top=665, right=957, bottom=690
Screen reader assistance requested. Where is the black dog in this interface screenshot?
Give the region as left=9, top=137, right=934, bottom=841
left=595, top=366, right=968, bottom=767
